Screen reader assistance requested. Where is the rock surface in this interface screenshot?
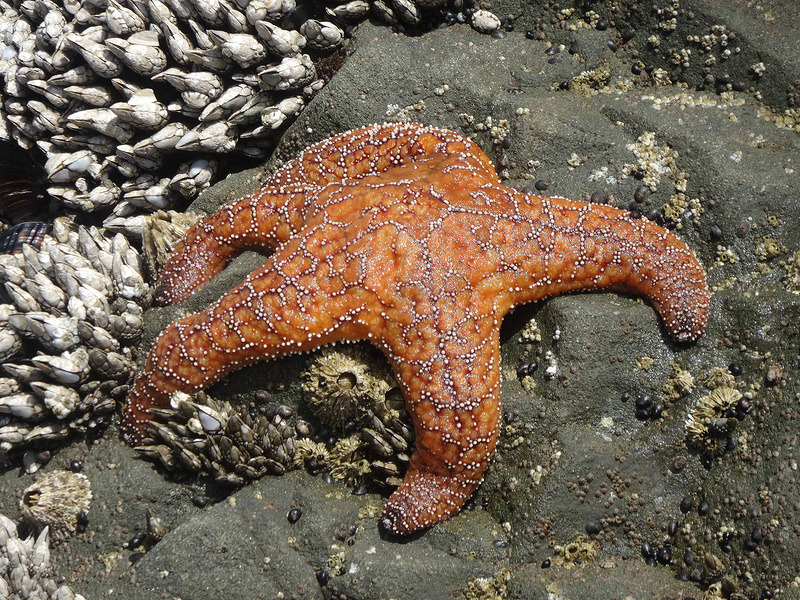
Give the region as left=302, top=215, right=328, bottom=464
left=2, top=1, right=799, bottom=598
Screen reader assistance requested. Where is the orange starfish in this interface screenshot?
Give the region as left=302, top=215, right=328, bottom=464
left=123, top=122, right=710, bottom=535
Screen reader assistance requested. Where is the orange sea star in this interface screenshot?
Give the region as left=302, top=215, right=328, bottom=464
left=123, top=122, right=710, bottom=535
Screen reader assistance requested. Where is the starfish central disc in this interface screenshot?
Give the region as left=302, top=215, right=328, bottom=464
left=123, top=122, right=710, bottom=535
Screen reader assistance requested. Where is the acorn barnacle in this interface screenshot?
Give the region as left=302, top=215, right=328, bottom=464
left=685, top=386, right=743, bottom=455
left=301, top=345, right=397, bottom=431
left=701, top=367, right=736, bottom=390
left=19, top=470, right=92, bottom=542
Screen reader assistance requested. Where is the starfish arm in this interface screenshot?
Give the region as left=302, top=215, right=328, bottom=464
left=492, top=192, right=710, bottom=342
left=154, top=187, right=311, bottom=305
left=271, top=122, right=498, bottom=188
left=377, top=312, right=502, bottom=535
left=123, top=237, right=379, bottom=445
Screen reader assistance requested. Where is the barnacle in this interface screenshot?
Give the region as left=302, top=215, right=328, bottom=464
left=702, top=367, right=736, bottom=389
left=0, top=513, right=87, bottom=599
left=0, top=220, right=145, bottom=464
left=142, top=210, right=203, bottom=281
left=328, top=436, right=371, bottom=486
left=663, top=361, right=696, bottom=401
left=552, top=536, right=599, bottom=568
left=301, top=345, right=397, bottom=430
left=464, top=567, right=512, bottom=600
left=19, top=470, right=92, bottom=542
left=685, top=387, right=743, bottom=455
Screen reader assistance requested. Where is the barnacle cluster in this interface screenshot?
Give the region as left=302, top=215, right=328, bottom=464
left=137, top=391, right=305, bottom=485
left=551, top=536, right=599, bottom=568
left=464, top=566, right=512, bottom=600
left=685, top=386, right=743, bottom=456
left=782, top=249, right=800, bottom=293
left=141, top=209, right=202, bottom=279
left=0, top=0, right=501, bottom=227
left=1, top=514, right=87, bottom=600
left=137, top=345, right=415, bottom=491
left=19, top=469, right=92, bottom=542
left=300, top=344, right=396, bottom=430
left=301, top=344, right=414, bottom=489
left=0, top=218, right=148, bottom=466
left=701, top=366, right=736, bottom=390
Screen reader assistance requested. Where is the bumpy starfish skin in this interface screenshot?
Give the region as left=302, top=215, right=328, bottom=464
left=124, top=122, right=710, bottom=535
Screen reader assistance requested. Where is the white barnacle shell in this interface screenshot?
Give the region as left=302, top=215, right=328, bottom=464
left=208, top=30, right=268, bottom=68
left=4, top=282, right=41, bottom=313
left=81, top=180, right=123, bottom=211
left=196, top=403, right=227, bottom=433
left=151, top=122, right=194, bottom=151
left=299, top=20, right=343, bottom=51
left=62, top=83, right=115, bottom=107
left=64, top=33, right=124, bottom=78
left=189, top=0, right=225, bottom=25
left=326, top=1, right=370, bottom=22
left=254, top=20, right=306, bottom=57
left=24, top=272, right=66, bottom=313
left=390, top=0, right=420, bottom=25
left=219, top=1, right=248, bottom=33
left=110, top=89, right=170, bottom=129
left=65, top=108, right=135, bottom=142
left=0, top=323, right=22, bottom=362
left=27, top=100, right=64, bottom=134
left=260, top=95, right=304, bottom=129
left=36, top=9, right=69, bottom=47
left=257, top=54, right=316, bottom=91
left=175, top=121, right=238, bottom=152
left=152, top=67, right=224, bottom=97
left=164, top=0, right=199, bottom=21
left=104, top=0, right=147, bottom=35
left=471, top=9, right=501, bottom=34
left=157, top=19, right=194, bottom=64
left=244, top=0, right=295, bottom=25
left=31, top=348, right=91, bottom=386
left=148, top=0, right=179, bottom=25
left=8, top=312, right=80, bottom=353
left=44, top=149, right=97, bottom=183
left=0, top=393, right=46, bottom=421
left=198, top=83, right=256, bottom=121
left=76, top=320, right=120, bottom=351
left=29, top=381, right=80, bottom=419
left=25, top=79, right=71, bottom=109
left=184, top=46, right=232, bottom=72
left=168, top=159, right=217, bottom=198
left=48, top=64, right=97, bottom=87
left=105, top=30, right=168, bottom=76
left=88, top=348, right=133, bottom=379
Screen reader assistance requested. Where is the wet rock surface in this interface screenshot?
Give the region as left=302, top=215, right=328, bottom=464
left=2, top=1, right=799, bottom=598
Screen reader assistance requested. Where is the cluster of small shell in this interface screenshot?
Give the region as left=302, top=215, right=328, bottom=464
left=0, top=218, right=149, bottom=467
left=0, top=0, right=500, bottom=224
left=19, top=469, right=92, bottom=542
left=685, top=386, right=745, bottom=456
left=0, top=0, right=347, bottom=220
left=300, top=345, right=414, bottom=489
left=138, top=391, right=307, bottom=485
left=0, top=514, right=86, bottom=600
left=138, top=345, right=415, bottom=491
